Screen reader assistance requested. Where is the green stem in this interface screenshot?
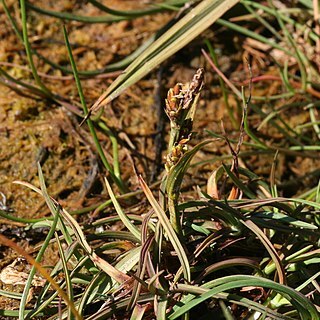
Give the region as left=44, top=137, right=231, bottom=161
left=18, top=204, right=60, bottom=320
left=168, top=122, right=181, bottom=152
left=168, top=196, right=182, bottom=236
left=63, top=26, right=127, bottom=193
left=19, top=0, right=52, bottom=97
left=98, top=121, right=121, bottom=180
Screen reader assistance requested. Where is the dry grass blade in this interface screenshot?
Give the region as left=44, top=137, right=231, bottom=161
left=14, top=178, right=130, bottom=284
left=83, top=0, right=240, bottom=122
left=202, top=49, right=241, bottom=98
left=0, top=234, right=82, bottom=320
left=60, top=206, right=131, bottom=284
left=130, top=303, right=149, bottom=320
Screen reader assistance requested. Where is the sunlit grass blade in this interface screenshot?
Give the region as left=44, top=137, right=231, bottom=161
left=104, top=177, right=141, bottom=241
left=308, top=105, right=320, bottom=141
left=130, top=304, right=149, bottom=320
left=172, top=288, right=304, bottom=320
left=0, top=234, right=82, bottom=320
left=252, top=211, right=318, bottom=230
left=26, top=1, right=131, bottom=23
left=18, top=203, right=60, bottom=320
left=156, top=296, right=168, bottom=320
left=128, top=236, right=154, bottom=309
left=295, top=270, right=320, bottom=293
left=264, top=245, right=315, bottom=276
left=87, top=0, right=240, bottom=116
left=166, top=140, right=216, bottom=233
left=168, top=275, right=319, bottom=320
left=78, top=272, right=111, bottom=316
left=59, top=206, right=131, bottom=284
left=269, top=2, right=308, bottom=90
left=37, top=163, right=73, bottom=245
left=139, top=176, right=191, bottom=282
left=114, top=246, right=141, bottom=275
left=0, top=310, right=43, bottom=318
left=219, top=300, right=234, bottom=320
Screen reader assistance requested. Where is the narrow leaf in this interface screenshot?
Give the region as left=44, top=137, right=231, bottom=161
left=88, top=0, right=240, bottom=115
left=104, top=177, right=141, bottom=241
left=59, top=206, right=130, bottom=284
left=139, top=176, right=191, bottom=281
left=169, top=275, right=319, bottom=320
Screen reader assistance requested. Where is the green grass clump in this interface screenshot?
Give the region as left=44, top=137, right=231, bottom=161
left=0, top=0, right=319, bottom=319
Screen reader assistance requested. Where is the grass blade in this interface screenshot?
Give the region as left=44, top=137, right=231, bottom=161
left=169, top=275, right=319, bottom=319
left=18, top=204, right=60, bottom=320
left=60, top=206, right=131, bottom=284
left=0, top=234, right=82, bottom=320
left=166, top=140, right=216, bottom=233
left=139, top=176, right=191, bottom=282
left=55, top=232, right=75, bottom=320
left=86, top=0, right=240, bottom=117
left=130, top=304, right=148, bottom=320
left=104, top=177, right=141, bottom=241
left=19, top=0, right=51, bottom=96
left=242, top=219, right=286, bottom=285
left=87, top=0, right=185, bottom=17
left=62, top=25, right=127, bottom=193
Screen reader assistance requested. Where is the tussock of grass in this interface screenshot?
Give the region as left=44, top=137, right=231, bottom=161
left=0, top=1, right=319, bottom=319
